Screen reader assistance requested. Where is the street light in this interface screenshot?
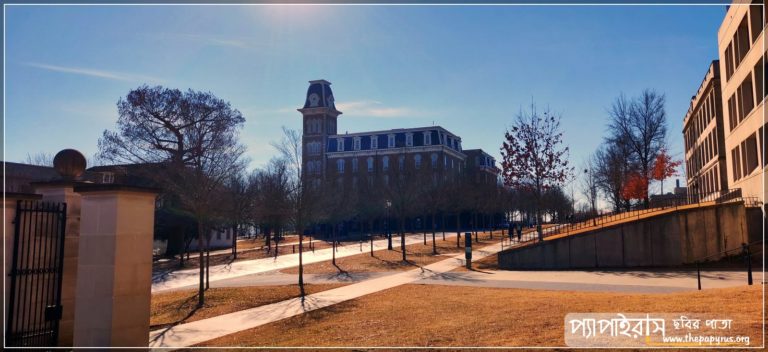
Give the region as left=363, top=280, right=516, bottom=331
left=385, top=200, right=393, bottom=250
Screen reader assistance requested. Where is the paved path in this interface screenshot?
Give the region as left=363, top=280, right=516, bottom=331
left=148, top=241, right=500, bottom=348
left=152, top=232, right=459, bottom=292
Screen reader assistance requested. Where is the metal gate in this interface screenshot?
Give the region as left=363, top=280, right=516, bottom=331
left=5, top=200, right=67, bottom=347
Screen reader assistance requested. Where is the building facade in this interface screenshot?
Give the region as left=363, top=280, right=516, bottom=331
left=717, top=0, right=767, bottom=202
left=299, top=80, right=499, bottom=188
left=683, top=61, right=729, bottom=199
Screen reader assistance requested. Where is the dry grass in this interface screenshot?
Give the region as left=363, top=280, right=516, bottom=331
left=198, top=284, right=763, bottom=348
left=279, top=230, right=514, bottom=275
left=150, top=284, right=345, bottom=330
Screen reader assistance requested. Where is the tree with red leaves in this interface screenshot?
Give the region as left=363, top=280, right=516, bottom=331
left=500, top=103, right=572, bottom=241
left=621, top=171, right=648, bottom=202
left=651, top=148, right=681, bottom=195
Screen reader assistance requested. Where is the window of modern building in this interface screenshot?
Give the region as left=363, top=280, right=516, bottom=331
left=762, top=123, right=768, bottom=167
left=725, top=43, right=734, bottom=81
left=354, top=137, right=361, bottom=151
left=102, top=172, right=114, bottom=184
left=749, top=3, right=763, bottom=43
left=735, top=16, right=751, bottom=69
left=337, top=138, right=345, bottom=152
left=367, top=157, right=374, bottom=172
left=388, top=134, right=395, bottom=148
left=406, top=133, right=413, bottom=147
left=382, top=156, right=390, bottom=171
left=744, top=133, right=759, bottom=175
left=431, top=153, right=438, bottom=168
left=371, top=136, right=378, bottom=149
left=337, top=159, right=345, bottom=174
left=754, top=59, right=765, bottom=101
left=414, top=154, right=422, bottom=169
left=728, top=95, right=737, bottom=131
left=732, top=146, right=742, bottom=180
left=424, top=131, right=432, bottom=146
left=352, top=158, right=359, bottom=172
left=398, top=155, right=405, bottom=170
left=738, top=76, right=755, bottom=123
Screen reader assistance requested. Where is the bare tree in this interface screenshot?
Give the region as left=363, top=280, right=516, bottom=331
left=500, top=103, right=572, bottom=240
left=607, top=90, right=668, bottom=207
left=581, top=154, right=599, bottom=216
left=98, top=85, right=246, bottom=307
left=594, top=140, right=634, bottom=212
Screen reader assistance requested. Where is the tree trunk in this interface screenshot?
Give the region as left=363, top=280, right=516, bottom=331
left=196, top=221, right=205, bottom=308
left=400, top=216, right=407, bottom=262
left=431, top=213, right=437, bottom=255
left=231, top=223, right=238, bottom=259
left=456, top=214, right=461, bottom=248
left=441, top=213, right=446, bottom=241
left=298, top=225, right=305, bottom=297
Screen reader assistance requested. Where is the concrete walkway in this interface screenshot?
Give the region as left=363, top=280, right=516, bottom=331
left=152, top=232, right=459, bottom=292
left=148, top=241, right=500, bottom=348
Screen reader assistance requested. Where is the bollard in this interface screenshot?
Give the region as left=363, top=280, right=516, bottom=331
left=696, top=261, right=701, bottom=290
left=465, top=232, right=472, bottom=269
left=743, top=243, right=753, bottom=286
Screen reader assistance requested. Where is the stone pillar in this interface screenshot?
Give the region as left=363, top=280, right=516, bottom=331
left=31, top=181, right=83, bottom=346
left=3, top=193, right=43, bottom=347
left=72, top=184, right=157, bottom=347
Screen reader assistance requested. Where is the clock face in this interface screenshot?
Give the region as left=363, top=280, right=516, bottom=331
left=309, top=93, right=320, bottom=107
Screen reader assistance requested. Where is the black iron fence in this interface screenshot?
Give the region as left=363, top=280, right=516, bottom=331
left=5, top=200, right=67, bottom=347
left=551, top=189, right=760, bottom=239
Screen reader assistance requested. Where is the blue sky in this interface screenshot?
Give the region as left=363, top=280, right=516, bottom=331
left=5, top=4, right=725, bottom=197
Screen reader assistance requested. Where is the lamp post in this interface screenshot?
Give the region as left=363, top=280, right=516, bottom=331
left=386, top=200, right=393, bottom=250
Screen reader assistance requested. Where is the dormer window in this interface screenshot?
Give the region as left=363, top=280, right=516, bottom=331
left=371, top=136, right=378, bottom=149
left=102, top=172, right=114, bottom=184
left=354, top=137, right=361, bottom=151
left=405, top=133, right=413, bottom=147
left=388, top=134, right=395, bottom=148
left=337, top=138, right=345, bottom=152
left=424, top=131, right=431, bottom=146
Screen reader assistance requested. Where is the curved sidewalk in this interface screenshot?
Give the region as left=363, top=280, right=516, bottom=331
left=152, top=232, right=460, bottom=292
left=148, top=242, right=500, bottom=349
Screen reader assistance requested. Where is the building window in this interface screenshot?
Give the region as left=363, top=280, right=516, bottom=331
left=749, top=4, right=763, bottom=44
left=431, top=153, right=438, bottom=168
left=354, top=137, right=361, bottom=151
left=367, top=157, right=374, bottom=172
left=738, top=75, right=755, bottom=123
left=406, top=133, right=413, bottom=147
left=414, top=154, right=422, bottom=169
left=337, top=138, right=345, bottom=152
left=744, top=134, right=759, bottom=175
left=424, top=131, right=431, bottom=146
left=382, top=156, right=390, bottom=171
left=306, top=161, right=315, bottom=175
left=337, top=159, right=345, bottom=174
left=725, top=42, right=734, bottom=81
left=371, top=136, right=378, bottom=149
left=732, top=146, right=741, bottom=181
left=398, top=155, right=405, bottom=170
left=352, top=158, right=359, bottom=172
left=388, top=134, right=395, bottom=148
left=754, top=59, right=764, bottom=101
left=102, top=172, right=114, bottom=184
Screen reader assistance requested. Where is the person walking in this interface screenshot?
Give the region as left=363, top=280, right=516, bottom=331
left=517, top=224, right=522, bottom=242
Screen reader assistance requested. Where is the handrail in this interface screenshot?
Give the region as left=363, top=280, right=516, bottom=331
left=548, top=189, right=761, bottom=240
left=694, top=240, right=762, bottom=290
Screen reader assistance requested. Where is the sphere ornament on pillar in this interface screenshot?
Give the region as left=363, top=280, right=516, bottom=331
left=53, top=149, right=87, bottom=180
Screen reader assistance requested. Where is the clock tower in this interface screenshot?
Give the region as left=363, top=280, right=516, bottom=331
left=298, top=79, right=342, bottom=185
